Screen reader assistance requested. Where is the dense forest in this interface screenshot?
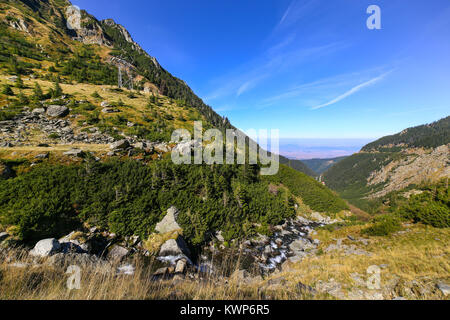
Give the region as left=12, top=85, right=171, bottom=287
left=302, top=156, right=348, bottom=175
left=362, top=116, right=450, bottom=151
left=0, top=158, right=346, bottom=244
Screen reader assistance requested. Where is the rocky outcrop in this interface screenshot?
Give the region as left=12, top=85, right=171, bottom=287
left=367, top=145, right=449, bottom=198
left=155, top=207, right=182, bottom=234
left=0, top=232, right=9, bottom=242
left=8, top=17, right=29, bottom=33
left=66, top=7, right=111, bottom=47
left=437, top=282, right=450, bottom=296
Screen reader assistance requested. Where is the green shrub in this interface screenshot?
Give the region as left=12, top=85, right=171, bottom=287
left=398, top=182, right=449, bottom=228
left=2, top=84, right=14, bottom=96
left=48, top=133, right=60, bottom=139
left=0, top=160, right=297, bottom=243
left=362, top=214, right=402, bottom=236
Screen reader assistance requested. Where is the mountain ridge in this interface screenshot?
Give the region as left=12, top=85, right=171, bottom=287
left=323, top=116, right=449, bottom=212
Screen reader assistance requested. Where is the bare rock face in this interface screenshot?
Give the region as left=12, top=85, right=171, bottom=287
left=367, top=145, right=450, bottom=198
left=66, top=7, right=111, bottom=46
left=155, top=207, right=182, bottom=234
left=9, top=17, right=29, bottom=33
left=100, top=101, right=111, bottom=108
left=46, top=105, right=69, bottom=118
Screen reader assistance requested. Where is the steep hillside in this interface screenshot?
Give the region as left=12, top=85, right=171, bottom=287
left=363, top=116, right=449, bottom=151
left=279, top=156, right=317, bottom=177
left=0, top=0, right=348, bottom=249
left=323, top=117, right=449, bottom=212
left=302, top=156, right=348, bottom=175
left=1, top=0, right=231, bottom=129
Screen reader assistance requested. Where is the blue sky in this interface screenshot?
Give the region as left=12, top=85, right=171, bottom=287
left=72, top=0, right=450, bottom=143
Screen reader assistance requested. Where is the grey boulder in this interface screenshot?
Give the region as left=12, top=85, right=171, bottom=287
left=159, top=236, right=191, bottom=257
left=30, top=238, right=61, bottom=257
left=110, top=139, right=130, bottom=150
left=63, top=149, right=84, bottom=157
left=46, top=105, right=69, bottom=118
left=437, top=282, right=450, bottom=296
left=107, top=245, right=130, bottom=261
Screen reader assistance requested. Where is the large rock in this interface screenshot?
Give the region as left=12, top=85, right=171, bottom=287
left=59, top=231, right=89, bottom=253
left=46, top=105, right=69, bottom=118
left=155, top=206, right=182, bottom=234
left=32, top=108, right=46, bottom=114
left=107, top=245, right=130, bottom=261
left=110, top=139, right=130, bottom=150
left=437, top=282, right=450, bottom=296
left=159, top=236, right=191, bottom=257
left=30, top=238, right=61, bottom=257
left=175, top=259, right=187, bottom=274
left=63, top=149, right=84, bottom=157
left=0, top=232, right=9, bottom=242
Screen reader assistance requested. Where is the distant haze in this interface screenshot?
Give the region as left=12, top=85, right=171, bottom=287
left=277, top=138, right=374, bottom=160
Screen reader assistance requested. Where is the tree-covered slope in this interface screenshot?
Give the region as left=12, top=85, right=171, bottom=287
left=323, top=117, right=449, bottom=212
left=0, top=0, right=349, bottom=246
left=278, top=155, right=317, bottom=177
left=302, top=156, right=348, bottom=175
left=362, top=116, right=450, bottom=151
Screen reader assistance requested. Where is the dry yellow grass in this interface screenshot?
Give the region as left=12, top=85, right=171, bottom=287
left=1, top=223, right=448, bottom=300
left=275, top=223, right=450, bottom=300
left=0, top=248, right=315, bottom=300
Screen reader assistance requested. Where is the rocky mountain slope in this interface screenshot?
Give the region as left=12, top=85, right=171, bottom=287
left=0, top=0, right=448, bottom=301
left=0, top=0, right=348, bottom=267
left=323, top=117, right=449, bottom=211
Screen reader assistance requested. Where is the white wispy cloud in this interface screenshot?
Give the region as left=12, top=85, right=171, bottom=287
left=311, top=71, right=393, bottom=110
left=275, top=0, right=318, bottom=31
left=204, top=42, right=345, bottom=102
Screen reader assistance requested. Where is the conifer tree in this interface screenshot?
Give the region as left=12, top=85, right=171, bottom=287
left=32, top=82, right=44, bottom=101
